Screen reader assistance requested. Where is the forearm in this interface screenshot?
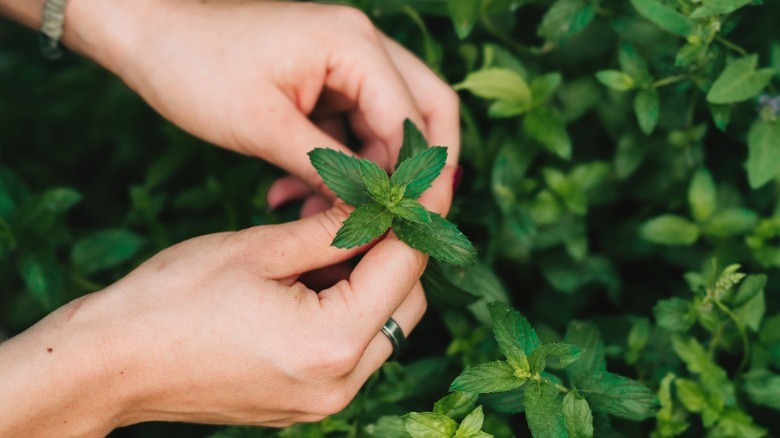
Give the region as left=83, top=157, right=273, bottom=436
left=0, top=0, right=46, bottom=29
left=0, top=0, right=154, bottom=76
left=0, top=294, right=129, bottom=437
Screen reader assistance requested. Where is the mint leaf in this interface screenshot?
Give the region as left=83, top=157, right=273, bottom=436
left=420, top=259, right=480, bottom=307
left=654, top=297, right=696, bottom=333
left=563, top=321, right=607, bottom=382
left=397, top=119, right=430, bottom=166
left=746, top=119, right=780, bottom=189
left=391, top=146, right=448, bottom=200
left=595, top=70, right=635, bottom=91
left=563, top=391, right=594, bottom=438
left=524, top=380, right=567, bottom=438
left=634, top=87, right=659, bottom=135
left=707, top=55, right=775, bottom=104
left=690, top=0, right=752, bottom=18
left=455, top=68, right=532, bottom=105
left=577, top=372, right=660, bottom=420
left=332, top=204, right=392, bottom=248
left=434, top=391, right=479, bottom=420
left=743, top=370, right=780, bottom=411
left=71, top=229, right=145, bottom=274
left=488, top=302, right=542, bottom=369
left=640, top=215, right=700, bottom=245
left=392, top=198, right=432, bottom=224
left=629, top=0, right=693, bottom=36
left=455, top=406, right=486, bottom=437
left=450, top=361, right=526, bottom=393
left=366, top=416, right=411, bottom=438
left=309, top=148, right=373, bottom=206
left=393, top=214, right=477, bottom=267
left=403, top=412, right=457, bottom=438
left=528, top=343, right=583, bottom=374
left=689, top=168, right=717, bottom=222
left=359, top=159, right=393, bottom=204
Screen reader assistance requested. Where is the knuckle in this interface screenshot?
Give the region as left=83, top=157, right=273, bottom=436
left=310, top=385, right=355, bottom=417
left=331, top=5, right=377, bottom=38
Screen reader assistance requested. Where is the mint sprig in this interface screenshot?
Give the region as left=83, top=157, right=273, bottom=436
left=308, top=119, right=476, bottom=267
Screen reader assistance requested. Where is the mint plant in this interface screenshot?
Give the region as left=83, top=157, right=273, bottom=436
left=450, top=302, right=659, bottom=437
left=308, top=119, right=476, bottom=267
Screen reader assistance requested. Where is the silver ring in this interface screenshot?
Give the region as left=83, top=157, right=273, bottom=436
left=381, top=317, right=406, bottom=360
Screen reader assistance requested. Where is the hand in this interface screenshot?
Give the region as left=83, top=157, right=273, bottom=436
left=0, top=192, right=459, bottom=436
left=62, top=0, right=460, bottom=213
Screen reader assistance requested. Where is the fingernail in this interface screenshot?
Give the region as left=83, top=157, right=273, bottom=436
left=452, top=165, right=464, bottom=192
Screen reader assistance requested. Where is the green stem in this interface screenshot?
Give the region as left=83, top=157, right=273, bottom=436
left=555, top=383, right=570, bottom=393
left=714, top=299, right=750, bottom=372
left=715, top=36, right=748, bottom=56
left=652, top=74, right=687, bottom=88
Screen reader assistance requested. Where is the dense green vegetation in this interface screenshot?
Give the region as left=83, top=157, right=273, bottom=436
left=2, top=0, right=780, bottom=436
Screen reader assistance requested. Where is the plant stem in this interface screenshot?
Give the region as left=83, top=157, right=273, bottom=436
left=713, top=299, right=750, bottom=372
left=716, top=36, right=748, bottom=56
left=652, top=74, right=687, bottom=88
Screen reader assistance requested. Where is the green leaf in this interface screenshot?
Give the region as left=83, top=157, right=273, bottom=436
left=743, top=371, right=780, bottom=411
left=524, top=380, right=567, bottom=438
left=446, top=0, right=482, bottom=39
left=391, top=146, right=448, bottom=200
left=563, top=321, right=607, bottom=382
left=701, top=207, right=758, bottom=237
left=36, top=187, right=82, bottom=214
left=455, top=406, right=486, bottom=437
left=332, top=204, right=392, bottom=248
left=479, top=387, right=526, bottom=414
left=707, top=55, right=775, bottom=104
left=746, top=119, right=780, bottom=189
left=450, top=361, right=526, bottom=393
left=523, top=107, right=572, bottom=160
left=420, top=259, right=480, bottom=308
left=538, top=0, right=596, bottom=45
left=619, top=43, right=652, bottom=83
left=714, top=408, right=767, bottom=438
left=391, top=198, right=432, bottom=225
left=640, top=215, right=700, bottom=245
left=308, top=148, right=373, bottom=206
left=360, top=159, right=392, bottom=204
left=18, top=252, right=64, bottom=310
left=629, top=0, right=694, bottom=36
left=528, top=343, right=583, bottom=374
left=397, top=119, right=430, bottom=166
left=654, top=373, right=690, bottom=437
left=654, top=297, right=696, bottom=333
left=487, top=100, right=527, bottom=118
left=434, top=392, right=480, bottom=420
left=404, top=412, right=458, bottom=438
left=488, top=302, right=542, bottom=364
left=366, top=416, right=412, bottom=437
left=563, top=391, right=594, bottom=438
left=674, top=378, right=719, bottom=422
left=634, top=87, right=659, bottom=135
left=690, top=0, right=753, bottom=18
left=688, top=168, right=717, bottom=222
left=595, top=70, right=635, bottom=91
left=71, top=229, right=145, bottom=275
left=455, top=68, right=532, bottom=105
left=735, top=289, right=765, bottom=331
left=393, top=214, right=477, bottom=267
left=710, top=103, right=731, bottom=131
left=730, top=274, right=767, bottom=308
left=530, top=73, right=563, bottom=107
left=577, top=373, right=660, bottom=420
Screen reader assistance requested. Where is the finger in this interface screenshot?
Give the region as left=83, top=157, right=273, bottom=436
left=323, top=33, right=427, bottom=171
left=248, top=204, right=364, bottom=280
left=300, top=194, right=332, bottom=218
left=268, top=176, right=313, bottom=210
left=347, top=283, right=427, bottom=386
left=380, top=35, right=461, bottom=165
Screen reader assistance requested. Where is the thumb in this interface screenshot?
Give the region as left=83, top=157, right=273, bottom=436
left=244, top=203, right=370, bottom=281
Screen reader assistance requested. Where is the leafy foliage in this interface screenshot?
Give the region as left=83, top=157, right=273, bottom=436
left=309, top=120, right=476, bottom=267
left=4, top=0, right=780, bottom=436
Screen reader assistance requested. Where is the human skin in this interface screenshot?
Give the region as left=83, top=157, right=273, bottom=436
left=0, top=0, right=461, bottom=435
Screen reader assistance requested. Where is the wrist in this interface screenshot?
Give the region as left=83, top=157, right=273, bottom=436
left=61, top=0, right=155, bottom=74
left=0, top=292, right=137, bottom=436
